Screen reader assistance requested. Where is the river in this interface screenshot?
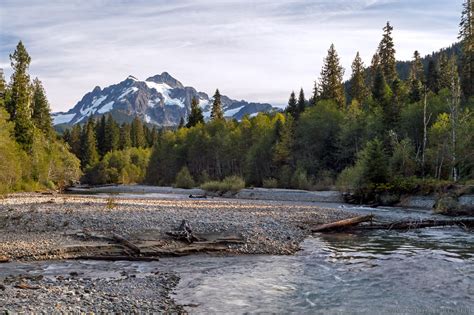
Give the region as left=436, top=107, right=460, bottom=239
left=1, top=195, right=473, bottom=314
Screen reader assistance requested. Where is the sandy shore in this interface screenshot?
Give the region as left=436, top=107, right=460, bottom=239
left=0, top=192, right=352, bottom=313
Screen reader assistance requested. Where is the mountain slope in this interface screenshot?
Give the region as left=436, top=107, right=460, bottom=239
left=53, top=72, right=277, bottom=126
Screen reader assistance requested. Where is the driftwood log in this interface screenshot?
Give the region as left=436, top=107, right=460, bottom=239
left=312, top=215, right=474, bottom=233
left=112, top=233, right=141, bottom=255
left=166, top=219, right=200, bottom=243
left=358, top=218, right=474, bottom=230
left=312, top=215, right=374, bottom=232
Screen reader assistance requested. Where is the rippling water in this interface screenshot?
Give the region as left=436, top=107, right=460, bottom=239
left=166, top=228, right=474, bottom=314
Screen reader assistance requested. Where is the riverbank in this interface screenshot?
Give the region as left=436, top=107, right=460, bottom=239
left=0, top=193, right=352, bottom=261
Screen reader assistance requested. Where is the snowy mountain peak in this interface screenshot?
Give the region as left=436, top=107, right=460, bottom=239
left=145, top=72, right=184, bottom=89
left=52, top=72, right=278, bottom=127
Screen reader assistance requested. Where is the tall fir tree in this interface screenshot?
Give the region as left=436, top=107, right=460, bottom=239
left=408, top=50, right=425, bottom=103
left=372, top=66, right=390, bottom=103
left=319, top=44, right=345, bottom=109
left=426, top=59, right=440, bottom=93
left=210, top=89, right=224, bottom=120
left=349, top=52, right=368, bottom=104
left=81, top=117, right=99, bottom=168
left=459, top=0, right=474, bottom=98
left=104, top=114, right=119, bottom=153
left=68, top=124, right=82, bottom=157
left=377, top=22, right=398, bottom=85
left=286, top=91, right=298, bottom=118
left=297, top=88, right=306, bottom=117
left=7, top=41, right=34, bottom=150
left=131, top=116, right=146, bottom=148
left=96, top=115, right=107, bottom=156
left=440, top=54, right=459, bottom=92
left=186, top=97, right=204, bottom=128
left=31, top=78, right=53, bottom=135
left=0, top=69, right=6, bottom=109
left=119, top=123, right=132, bottom=150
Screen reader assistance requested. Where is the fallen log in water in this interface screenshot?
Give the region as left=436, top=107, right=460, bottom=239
left=311, top=215, right=374, bottom=232
left=358, top=218, right=474, bottom=230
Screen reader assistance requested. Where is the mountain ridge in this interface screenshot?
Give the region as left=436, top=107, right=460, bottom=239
left=52, top=72, right=277, bottom=127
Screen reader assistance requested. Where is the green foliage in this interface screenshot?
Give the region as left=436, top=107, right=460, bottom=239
left=31, top=78, right=53, bottom=136
left=337, top=138, right=389, bottom=192
left=7, top=41, right=34, bottom=150
left=349, top=52, right=368, bottom=104
left=262, top=177, right=278, bottom=188
left=211, top=89, right=224, bottom=121
left=84, top=147, right=151, bottom=185
left=175, top=166, right=195, bottom=189
left=319, top=44, right=345, bottom=108
left=201, top=175, right=245, bottom=193
left=0, top=109, right=26, bottom=194
left=291, top=167, right=312, bottom=190
left=187, top=97, right=204, bottom=128
left=378, top=22, right=398, bottom=85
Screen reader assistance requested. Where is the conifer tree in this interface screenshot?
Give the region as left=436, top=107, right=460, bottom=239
left=286, top=91, right=298, bottom=118
left=119, top=123, right=132, bottom=150
left=7, top=41, right=34, bottom=150
left=408, top=50, right=425, bottom=103
left=297, top=88, right=306, bottom=117
left=69, top=124, right=82, bottom=157
left=0, top=69, right=6, bottom=109
left=308, top=81, right=318, bottom=107
left=104, top=114, right=119, bottom=153
left=186, top=97, right=204, bottom=128
left=96, top=115, right=107, bottom=156
left=210, top=89, right=224, bottom=121
left=149, top=126, right=159, bottom=146
left=440, top=54, right=459, bottom=92
left=31, top=78, right=53, bottom=135
left=426, top=59, right=440, bottom=93
left=81, top=117, right=99, bottom=168
left=131, top=116, right=146, bottom=148
left=377, top=22, right=397, bottom=85
left=372, top=66, right=389, bottom=103
left=349, top=52, right=368, bottom=104
left=459, top=0, right=474, bottom=98
left=319, top=44, right=345, bottom=109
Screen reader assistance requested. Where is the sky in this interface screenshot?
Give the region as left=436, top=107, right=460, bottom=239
left=0, top=0, right=464, bottom=111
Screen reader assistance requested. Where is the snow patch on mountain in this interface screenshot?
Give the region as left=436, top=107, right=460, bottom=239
left=53, top=113, right=75, bottom=125
left=144, top=81, right=185, bottom=108
left=118, top=87, right=138, bottom=99
left=81, top=95, right=107, bottom=116
left=224, top=106, right=245, bottom=117
left=98, top=101, right=115, bottom=114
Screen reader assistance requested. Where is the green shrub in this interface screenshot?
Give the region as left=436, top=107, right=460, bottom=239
left=201, top=176, right=245, bottom=193
left=291, top=167, right=312, bottom=190
left=262, top=178, right=278, bottom=188
left=175, top=166, right=195, bottom=189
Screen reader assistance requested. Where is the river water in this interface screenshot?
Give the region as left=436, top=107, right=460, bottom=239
left=1, top=195, right=473, bottom=314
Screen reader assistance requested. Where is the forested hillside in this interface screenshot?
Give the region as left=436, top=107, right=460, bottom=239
left=1, top=1, right=473, bottom=201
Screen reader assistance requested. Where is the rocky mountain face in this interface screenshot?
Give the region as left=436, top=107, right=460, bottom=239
left=52, top=72, right=277, bottom=126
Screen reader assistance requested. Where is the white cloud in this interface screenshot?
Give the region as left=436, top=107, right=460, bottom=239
left=0, top=0, right=463, bottom=111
